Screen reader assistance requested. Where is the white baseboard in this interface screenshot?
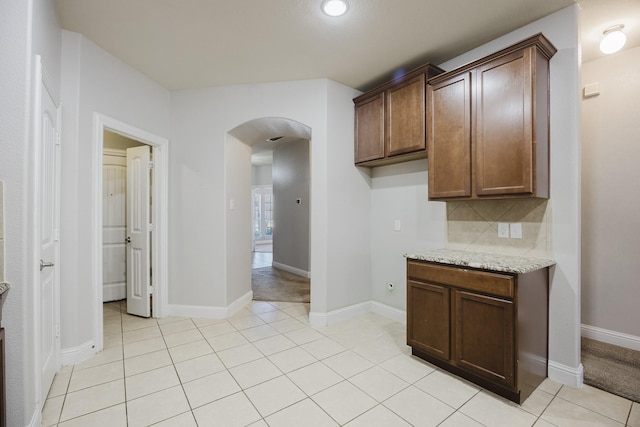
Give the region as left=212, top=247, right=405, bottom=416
left=309, top=300, right=407, bottom=327
left=272, top=261, right=311, bottom=279
left=61, top=340, right=97, bottom=366
left=581, top=324, right=640, bottom=351
left=168, top=304, right=227, bottom=319
left=371, top=301, right=406, bottom=324
left=548, top=360, right=584, bottom=388
left=309, top=301, right=371, bottom=327
left=102, top=283, right=125, bottom=302
left=27, top=406, right=42, bottom=427
left=167, top=291, right=253, bottom=319
left=227, top=291, right=254, bottom=317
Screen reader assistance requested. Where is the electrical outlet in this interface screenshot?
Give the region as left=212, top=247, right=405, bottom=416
left=510, top=223, right=523, bottom=239
left=498, top=222, right=510, bottom=238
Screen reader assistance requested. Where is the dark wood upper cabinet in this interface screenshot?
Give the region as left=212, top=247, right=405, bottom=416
left=386, top=74, right=426, bottom=157
left=354, top=92, right=385, bottom=163
left=354, top=63, right=443, bottom=167
left=427, top=72, right=472, bottom=198
left=427, top=33, right=556, bottom=200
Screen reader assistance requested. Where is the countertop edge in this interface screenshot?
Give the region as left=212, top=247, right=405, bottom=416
left=404, top=250, right=555, bottom=275
left=0, top=282, right=10, bottom=296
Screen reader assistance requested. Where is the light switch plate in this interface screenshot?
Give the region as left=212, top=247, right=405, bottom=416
left=394, top=220, right=401, bottom=231
left=498, top=223, right=510, bottom=238
left=510, top=223, right=523, bottom=239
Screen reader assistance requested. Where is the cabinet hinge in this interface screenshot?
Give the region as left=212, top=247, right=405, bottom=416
left=54, top=228, right=60, bottom=241
left=148, top=285, right=154, bottom=295
left=148, top=223, right=155, bottom=232
left=55, top=325, right=60, bottom=337
left=56, top=131, right=61, bottom=146
left=148, top=161, right=154, bottom=170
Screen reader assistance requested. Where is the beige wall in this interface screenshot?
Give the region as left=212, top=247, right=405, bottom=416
left=104, top=130, right=145, bottom=150
left=447, top=199, right=551, bottom=258
left=581, top=46, right=640, bottom=341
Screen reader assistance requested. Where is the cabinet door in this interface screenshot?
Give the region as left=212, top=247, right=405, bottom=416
left=354, top=92, right=385, bottom=163
left=407, top=280, right=450, bottom=360
left=476, top=48, right=534, bottom=196
left=386, top=74, right=426, bottom=157
left=453, top=290, right=515, bottom=387
left=427, top=72, right=472, bottom=198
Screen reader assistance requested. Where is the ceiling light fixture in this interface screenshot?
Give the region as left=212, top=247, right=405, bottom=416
left=600, top=24, right=626, bottom=54
left=321, top=0, right=349, bottom=17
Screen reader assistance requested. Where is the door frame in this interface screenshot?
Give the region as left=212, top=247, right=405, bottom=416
left=92, top=113, right=169, bottom=351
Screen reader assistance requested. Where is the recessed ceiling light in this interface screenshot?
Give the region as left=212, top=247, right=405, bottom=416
left=600, top=24, right=626, bottom=54
left=321, top=0, right=349, bottom=17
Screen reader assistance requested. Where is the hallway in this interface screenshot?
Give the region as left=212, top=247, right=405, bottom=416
left=252, top=246, right=310, bottom=303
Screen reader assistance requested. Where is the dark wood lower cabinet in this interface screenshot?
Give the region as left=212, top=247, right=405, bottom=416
left=454, top=291, right=514, bottom=387
left=0, top=287, right=6, bottom=427
left=407, top=259, right=548, bottom=404
left=407, top=280, right=450, bottom=360
left=0, top=327, right=4, bottom=427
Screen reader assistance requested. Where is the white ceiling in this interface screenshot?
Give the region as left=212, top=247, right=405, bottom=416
left=54, top=0, right=640, bottom=164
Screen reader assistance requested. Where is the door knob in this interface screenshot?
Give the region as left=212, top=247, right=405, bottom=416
left=125, top=236, right=132, bottom=244
left=40, top=259, right=54, bottom=271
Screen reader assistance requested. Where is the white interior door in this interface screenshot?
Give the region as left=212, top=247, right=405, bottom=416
left=126, top=145, right=151, bottom=317
left=103, top=152, right=127, bottom=302
left=39, top=69, right=60, bottom=400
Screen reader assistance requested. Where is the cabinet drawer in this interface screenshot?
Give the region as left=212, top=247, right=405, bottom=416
left=407, top=261, right=513, bottom=299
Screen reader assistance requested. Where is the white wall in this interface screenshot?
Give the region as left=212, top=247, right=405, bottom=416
left=325, top=80, right=373, bottom=311
left=370, top=160, right=447, bottom=310
left=59, top=31, right=170, bottom=353
left=369, top=4, right=582, bottom=385
left=251, top=165, right=273, bottom=186
left=0, top=3, right=33, bottom=425
left=225, top=135, right=253, bottom=304
left=273, top=140, right=310, bottom=273
left=170, top=79, right=367, bottom=317
left=0, top=0, right=61, bottom=424
left=581, top=46, right=640, bottom=342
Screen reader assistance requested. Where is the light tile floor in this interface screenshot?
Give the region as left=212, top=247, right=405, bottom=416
left=43, top=300, right=640, bottom=426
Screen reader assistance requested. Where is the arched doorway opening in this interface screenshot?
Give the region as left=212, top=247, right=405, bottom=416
left=227, top=117, right=312, bottom=304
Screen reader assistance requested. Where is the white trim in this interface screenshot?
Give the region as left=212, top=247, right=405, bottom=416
left=60, top=340, right=97, bottom=366
left=371, top=301, right=406, bottom=324
left=272, top=261, right=311, bottom=279
left=102, top=283, right=126, bottom=302
left=26, top=407, right=42, bottom=427
left=309, top=301, right=371, bottom=327
left=581, top=324, right=640, bottom=351
left=168, top=304, right=228, bottom=319
left=548, top=360, right=584, bottom=388
left=167, top=291, right=253, bottom=319
left=228, top=290, right=254, bottom=317
left=92, top=114, right=170, bottom=354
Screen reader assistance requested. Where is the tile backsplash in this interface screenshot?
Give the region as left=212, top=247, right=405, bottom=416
left=446, top=198, right=552, bottom=258
left=0, top=181, right=4, bottom=281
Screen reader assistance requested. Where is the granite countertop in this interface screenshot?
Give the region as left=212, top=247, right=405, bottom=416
left=404, top=249, right=555, bottom=274
left=0, top=282, right=10, bottom=296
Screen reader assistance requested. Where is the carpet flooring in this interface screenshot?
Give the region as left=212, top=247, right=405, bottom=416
left=582, top=337, right=640, bottom=403
left=251, top=266, right=310, bottom=303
